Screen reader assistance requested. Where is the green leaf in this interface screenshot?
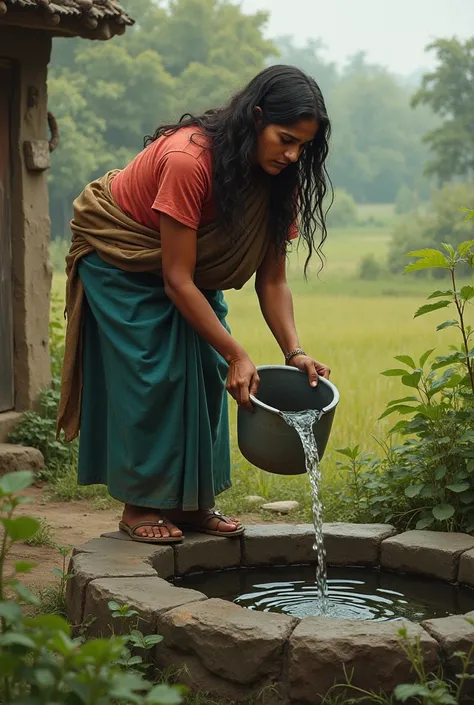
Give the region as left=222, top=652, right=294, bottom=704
left=435, top=466, right=448, bottom=480
left=1, top=516, right=40, bottom=541
left=401, top=371, right=422, bottom=388
left=12, top=583, right=40, bottom=605
left=404, top=484, right=424, bottom=498
left=437, top=320, right=458, bottom=331
left=25, top=614, right=70, bottom=634
left=34, top=669, right=56, bottom=689
left=0, top=601, right=22, bottom=622
left=458, top=239, right=474, bottom=255
left=15, top=561, right=36, bottom=574
left=379, top=404, right=417, bottom=420
left=386, top=396, right=419, bottom=407
left=419, top=348, right=436, bottom=367
left=405, top=251, right=450, bottom=273
left=146, top=684, right=185, bottom=705
left=381, top=368, right=407, bottom=377
left=0, top=471, right=34, bottom=494
left=51, top=568, right=64, bottom=579
left=394, top=683, right=430, bottom=702
left=414, top=300, right=452, bottom=318
left=428, top=289, right=453, bottom=299
left=394, top=355, right=416, bottom=369
left=460, top=285, right=474, bottom=301
left=416, top=516, right=434, bottom=530
left=107, top=600, right=122, bottom=611
left=446, top=483, right=470, bottom=493
left=0, top=632, right=36, bottom=649
left=432, top=503, right=455, bottom=521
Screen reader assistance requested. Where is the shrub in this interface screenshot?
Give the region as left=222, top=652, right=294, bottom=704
left=335, top=235, right=474, bottom=532
left=0, top=470, right=184, bottom=704
left=327, top=189, right=358, bottom=228
left=358, top=253, right=383, bottom=280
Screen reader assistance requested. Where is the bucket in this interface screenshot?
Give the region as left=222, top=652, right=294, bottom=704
left=237, top=365, right=339, bottom=475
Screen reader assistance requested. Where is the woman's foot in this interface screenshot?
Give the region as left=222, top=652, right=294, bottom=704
left=121, top=504, right=183, bottom=539
left=166, top=508, right=243, bottom=535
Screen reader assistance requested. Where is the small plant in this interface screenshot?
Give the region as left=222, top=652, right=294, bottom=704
left=0, top=470, right=184, bottom=704
left=323, top=624, right=474, bottom=705
left=24, top=517, right=55, bottom=548
left=335, top=235, right=474, bottom=532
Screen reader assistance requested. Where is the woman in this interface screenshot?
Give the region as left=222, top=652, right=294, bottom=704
left=57, top=64, right=332, bottom=544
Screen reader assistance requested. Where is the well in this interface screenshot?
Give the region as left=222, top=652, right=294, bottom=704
left=67, top=524, right=474, bottom=704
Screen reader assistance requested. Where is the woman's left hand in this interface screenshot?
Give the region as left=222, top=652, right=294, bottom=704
left=288, top=355, right=331, bottom=387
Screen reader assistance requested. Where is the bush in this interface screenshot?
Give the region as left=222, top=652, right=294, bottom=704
left=0, top=471, right=185, bottom=704
left=358, top=254, right=383, bottom=280
left=327, top=189, right=358, bottom=228
left=395, top=184, right=419, bottom=215
left=335, top=234, right=474, bottom=532
left=388, top=182, right=474, bottom=274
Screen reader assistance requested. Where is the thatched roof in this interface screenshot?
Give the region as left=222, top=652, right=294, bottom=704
left=0, top=0, right=134, bottom=39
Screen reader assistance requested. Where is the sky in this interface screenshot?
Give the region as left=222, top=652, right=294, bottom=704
left=240, top=0, right=474, bottom=76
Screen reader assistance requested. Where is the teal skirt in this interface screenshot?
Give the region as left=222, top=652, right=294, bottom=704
left=77, top=252, right=231, bottom=510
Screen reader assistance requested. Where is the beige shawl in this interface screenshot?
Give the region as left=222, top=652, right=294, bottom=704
left=56, top=170, right=270, bottom=441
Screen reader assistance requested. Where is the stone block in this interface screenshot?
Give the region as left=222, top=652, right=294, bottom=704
left=422, top=611, right=474, bottom=684
left=243, top=524, right=315, bottom=566
left=324, top=523, right=397, bottom=565
left=84, top=576, right=207, bottom=637
left=0, top=443, right=44, bottom=476
left=23, top=139, right=50, bottom=171
left=67, top=550, right=157, bottom=626
left=158, top=598, right=296, bottom=685
left=79, top=535, right=175, bottom=578
left=381, top=531, right=474, bottom=581
left=173, top=532, right=242, bottom=575
left=0, top=412, right=22, bottom=443
left=458, top=549, right=474, bottom=586
left=288, top=617, right=439, bottom=703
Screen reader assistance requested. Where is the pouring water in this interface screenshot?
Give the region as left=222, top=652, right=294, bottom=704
left=281, top=409, right=328, bottom=613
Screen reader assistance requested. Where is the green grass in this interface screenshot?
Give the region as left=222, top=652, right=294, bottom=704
left=50, top=215, right=471, bottom=520
left=25, top=518, right=56, bottom=548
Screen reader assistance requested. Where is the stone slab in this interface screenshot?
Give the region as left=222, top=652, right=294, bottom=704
left=84, top=576, right=207, bottom=638
left=0, top=443, right=44, bottom=476
left=289, top=617, right=439, bottom=704
left=458, top=548, right=474, bottom=586
left=67, top=550, right=157, bottom=627
left=173, top=532, right=242, bottom=575
left=242, top=524, right=315, bottom=566
left=0, top=412, right=22, bottom=443
left=158, top=597, right=297, bottom=685
left=381, top=531, right=474, bottom=581
left=422, top=611, right=474, bottom=684
left=324, top=523, right=397, bottom=565
left=76, top=535, right=175, bottom=578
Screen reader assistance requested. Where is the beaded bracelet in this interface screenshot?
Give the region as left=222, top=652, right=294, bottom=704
left=285, top=348, right=306, bottom=365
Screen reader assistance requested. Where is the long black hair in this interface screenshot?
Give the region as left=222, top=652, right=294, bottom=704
left=145, top=65, right=332, bottom=270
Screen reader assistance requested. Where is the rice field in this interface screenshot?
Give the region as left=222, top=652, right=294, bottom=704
left=51, top=217, right=468, bottom=519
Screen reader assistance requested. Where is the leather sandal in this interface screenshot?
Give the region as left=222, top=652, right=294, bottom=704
left=118, top=519, right=184, bottom=544
left=179, top=509, right=244, bottom=537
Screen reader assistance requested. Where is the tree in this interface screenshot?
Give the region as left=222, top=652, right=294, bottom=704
left=412, top=38, right=474, bottom=182
left=273, top=36, right=338, bottom=96
left=388, top=182, right=474, bottom=274
left=329, top=67, right=434, bottom=203
left=48, top=0, right=275, bottom=238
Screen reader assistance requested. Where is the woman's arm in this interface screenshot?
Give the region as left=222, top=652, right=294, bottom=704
left=255, top=244, right=330, bottom=385
left=160, top=213, right=259, bottom=409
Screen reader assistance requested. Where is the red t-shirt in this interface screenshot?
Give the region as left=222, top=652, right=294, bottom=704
left=111, top=126, right=298, bottom=239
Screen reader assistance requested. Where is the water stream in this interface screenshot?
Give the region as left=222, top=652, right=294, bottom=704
left=280, top=409, right=327, bottom=613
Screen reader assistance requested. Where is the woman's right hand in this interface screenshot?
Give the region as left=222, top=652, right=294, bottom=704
left=226, top=352, right=260, bottom=412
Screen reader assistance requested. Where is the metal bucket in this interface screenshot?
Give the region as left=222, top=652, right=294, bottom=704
left=237, top=365, right=339, bottom=476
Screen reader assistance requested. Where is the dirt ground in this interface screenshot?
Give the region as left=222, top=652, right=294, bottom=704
left=7, top=486, right=264, bottom=593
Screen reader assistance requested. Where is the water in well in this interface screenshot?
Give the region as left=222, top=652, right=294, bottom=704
left=175, top=565, right=474, bottom=622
